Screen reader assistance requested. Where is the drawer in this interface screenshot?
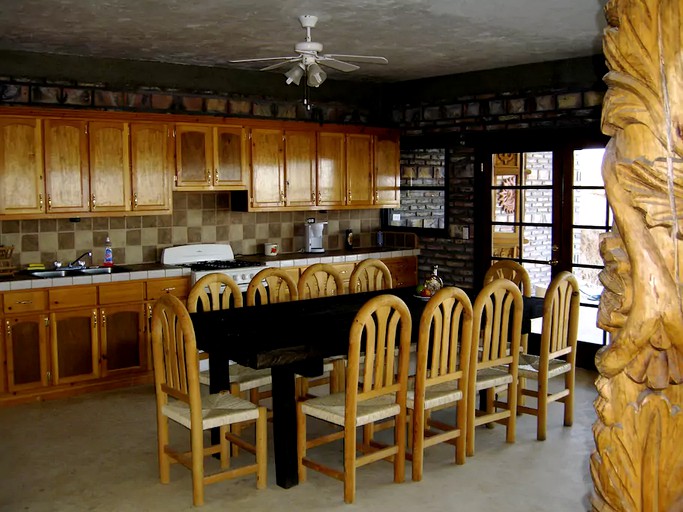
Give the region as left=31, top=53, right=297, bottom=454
left=49, top=285, right=98, bottom=310
left=146, top=277, right=190, bottom=301
left=99, top=281, right=145, bottom=305
left=3, top=290, right=47, bottom=314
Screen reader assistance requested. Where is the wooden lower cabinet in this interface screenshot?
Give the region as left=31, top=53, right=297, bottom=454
left=5, top=313, right=50, bottom=392
left=50, top=308, right=99, bottom=385
left=100, top=304, right=146, bottom=375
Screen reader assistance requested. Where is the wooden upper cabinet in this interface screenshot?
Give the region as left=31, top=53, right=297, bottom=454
left=175, top=124, right=247, bottom=190
left=43, top=119, right=90, bottom=213
left=0, top=117, right=44, bottom=215
left=130, top=123, right=172, bottom=212
left=89, top=121, right=131, bottom=212
left=214, top=127, right=247, bottom=188
left=250, top=127, right=285, bottom=208
left=375, top=134, right=400, bottom=206
left=175, top=124, right=212, bottom=188
left=284, top=130, right=316, bottom=208
left=316, top=132, right=346, bottom=207
left=346, top=133, right=374, bottom=207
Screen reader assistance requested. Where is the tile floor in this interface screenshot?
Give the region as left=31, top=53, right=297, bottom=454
left=0, top=369, right=598, bottom=512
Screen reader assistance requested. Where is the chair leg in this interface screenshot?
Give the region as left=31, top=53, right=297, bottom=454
left=157, top=413, right=171, bottom=484
left=411, top=406, right=424, bottom=482
left=506, top=379, right=518, bottom=444
left=394, top=410, right=406, bottom=484
left=256, top=407, right=267, bottom=489
left=190, top=424, right=205, bottom=507
left=455, top=401, right=467, bottom=465
left=230, top=383, right=242, bottom=456
left=466, top=389, right=476, bottom=457
left=537, top=377, right=548, bottom=441
left=296, top=401, right=307, bottom=483
left=485, top=388, right=495, bottom=429
left=517, top=376, right=526, bottom=412
left=219, top=425, right=230, bottom=469
left=343, top=420, right=357, bottom=504
left=564, top=370, right=575, bottom=427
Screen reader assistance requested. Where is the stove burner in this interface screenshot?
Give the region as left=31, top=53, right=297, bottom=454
left=185, top=259, right=265, bottom=272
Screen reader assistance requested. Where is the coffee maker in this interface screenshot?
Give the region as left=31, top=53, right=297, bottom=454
left=304, top=220, right=327, bottom=253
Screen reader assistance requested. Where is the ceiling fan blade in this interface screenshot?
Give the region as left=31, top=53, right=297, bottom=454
left=324, top=54, right=388, bottom=65
left=316, top=58, right=360, bottom=73
left=228, top=56, right=297, bottom=64
left=259, top=59, right=300, bottom=71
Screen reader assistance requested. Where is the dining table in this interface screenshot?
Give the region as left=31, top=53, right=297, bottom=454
left=190, top=286, right=543, bottom=489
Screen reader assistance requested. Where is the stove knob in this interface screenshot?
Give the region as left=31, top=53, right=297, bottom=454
left=241, top=273, right=248, bottom=281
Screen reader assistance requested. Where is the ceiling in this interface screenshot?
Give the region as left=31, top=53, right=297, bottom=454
left=0, top=0, right=607, bottom=83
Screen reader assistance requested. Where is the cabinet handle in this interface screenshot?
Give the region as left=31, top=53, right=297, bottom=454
left=5, top=321, right=10, bottom=337
left=214, top=169, right=219, bottom=183
left=101, top=311, right=106, bottom=326
left=280, top=190, right=285, bottom=202
left=311, top=192, right=316, bottom=202
left=92, top=194, right=97, bottom=209
left=133, top=193, right=138, bottom=208
left=206, top=169, right=212, bottom=184
left=46, top=371, right=52, bottom=384
left=39, top=193, right=44, bottom=209
left=348, top=191, right=352, bottom=202
left=375, top=191, right=379, bottom=202
left=47, top=194, right=52, bottom=210
left=15, top=299, right=33, bottom=305
left=147, top=304, right=153, bottom=319
left=318, top=192, right=321, bottom=203
left=163, top=287, right=176, bottom=293
left=93, top=310, right=98, bottom=327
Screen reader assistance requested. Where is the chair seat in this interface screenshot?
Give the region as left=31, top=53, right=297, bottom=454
left=518, top=353, right=572, bottom=379
left=199, top=364, right=272, bottom=391
left=474, top=367, right=513, bottom=391
left=406, top=380, right=463, bottom=410
left=301, top=392, right=400, bottom=427
left=163, top=391, right=260, bottom=430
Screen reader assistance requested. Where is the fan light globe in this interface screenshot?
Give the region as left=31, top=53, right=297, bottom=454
left=284, top=64, right=305, bottom=85
left=307, top=63, right=327, bottom=87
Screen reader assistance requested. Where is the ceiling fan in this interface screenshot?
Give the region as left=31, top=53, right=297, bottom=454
left=228, top=15, right=388, bottom=88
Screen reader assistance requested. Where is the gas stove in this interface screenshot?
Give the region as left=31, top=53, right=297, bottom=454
left=160, top=244, right=265, bottom=290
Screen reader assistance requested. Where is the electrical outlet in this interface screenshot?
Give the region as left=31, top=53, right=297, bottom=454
left=462, top=225, right=470, bottom=240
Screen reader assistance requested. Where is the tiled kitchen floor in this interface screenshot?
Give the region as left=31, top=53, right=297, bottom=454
left=0, top=369, right=598, bottom=512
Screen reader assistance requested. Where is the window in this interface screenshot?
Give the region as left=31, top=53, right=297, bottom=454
left=382, top=147, right=447, bottom=234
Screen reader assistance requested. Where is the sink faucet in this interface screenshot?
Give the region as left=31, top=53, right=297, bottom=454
left=68, top=251, right=92, bottom=268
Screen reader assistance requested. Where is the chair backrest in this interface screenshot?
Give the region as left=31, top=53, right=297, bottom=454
left=151, top=294, right=201, bottom=412
left=345, top=294, right=412, bottom=423
left=415, top=287, right=473, bottom=400
left=483, top=260, right=532, bottom=297
left=471, top=278, right=523, bottom=371
left=298, top=263, right=345, bottom=299
left=349, top=258, right=393, bottom=293
left=540, top=271, right=580, bottom=364
left=186, top=273, right=243, bottom=313
left=246, top=267, right=299, bottom=306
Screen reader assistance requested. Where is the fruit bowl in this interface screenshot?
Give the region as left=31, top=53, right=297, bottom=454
left=413, top=294, right=431, bottom=302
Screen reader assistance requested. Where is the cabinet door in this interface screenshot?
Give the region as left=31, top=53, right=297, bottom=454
left=43, top=119, right=90, bottom=213
left=100, top=304, right=146, bottom=374
left=0, top=117, right=44, bottom=215
left=285, top=130, right=316, bottom=208
left=50, top=308, right=99, bottom=385
left=214, top=126, right=248, bottom=189
left=382, top=256, right=418, bottom=288
left=331, top=262, right=356, bottom=293
left=317, top=132, right=346, bottom=207
left=176, top=124, right=213, bottom=188
left=375, top=135, right=400, bottom=206
left=130, top=122, right=172, bottom=212
left=250, top=128, right=285, bottom=208
left=346, top=133, right=374, bottom=207
left=89, top=121, right=131, bottom=212
left=5, top=314, right=50, bottom=392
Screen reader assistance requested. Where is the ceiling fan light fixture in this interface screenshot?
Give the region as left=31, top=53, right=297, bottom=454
left=307, top=62, right=326, bottom=87
left=284, top=63, right=305, bottom=85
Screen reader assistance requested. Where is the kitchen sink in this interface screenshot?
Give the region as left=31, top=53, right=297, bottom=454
left=26, top=266, right=128, bottom=278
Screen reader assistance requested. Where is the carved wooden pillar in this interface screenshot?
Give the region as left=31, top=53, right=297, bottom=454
left=591, top=0, right=683, bottom=510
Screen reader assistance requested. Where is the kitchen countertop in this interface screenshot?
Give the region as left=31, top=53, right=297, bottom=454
left=0, top=247, right=419, bottom=292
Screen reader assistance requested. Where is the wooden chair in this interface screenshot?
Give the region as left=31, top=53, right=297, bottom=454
left=406, top=286, right=473, bottom=481
left=467, top=278, right=522, bottom=457
left=517, top=271, right=579, bottom=440
left=297, top=263, right=345, bottom=395
left=246, top=267, right=299, bottom=306
left=349, top=258, right=393, bottom=293
left=150, top=294, right=267, bottom=507
left=296, top=294, right=411, bottom=503
left=187, top=273, right=272, bottom=405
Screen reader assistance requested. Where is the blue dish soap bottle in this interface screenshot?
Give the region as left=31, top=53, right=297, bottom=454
left=103, top=236, right=113, bottom=267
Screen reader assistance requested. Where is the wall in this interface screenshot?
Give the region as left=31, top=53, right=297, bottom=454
left=387, top=56, right=607, bottom=287
left=0, top=194, right=381, bottom=268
